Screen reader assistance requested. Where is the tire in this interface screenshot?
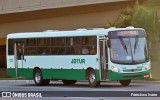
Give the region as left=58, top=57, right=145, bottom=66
left=120, top=80, right=131, bottom=86
left=88, top=70, right=100, bottom=87
left=34, top=69, right=50, bottom=86
left=62, top=80, right=77, bottom=85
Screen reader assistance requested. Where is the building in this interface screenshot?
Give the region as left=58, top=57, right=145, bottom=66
left=0, top=0, right=145, bottom=77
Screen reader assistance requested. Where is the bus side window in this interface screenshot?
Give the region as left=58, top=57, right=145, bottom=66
left=90, top=46, right=96, bottom=54
left=74, top=46, right=81, bottom=55
left=26, top=39, right=37, bottom=55
left=57, top=47, right=65, bottom=55
left=26, top=47, right=36, bottom=55
left=17, top=43, right=22, bottom=60
left=66, top=47, right=74, bottom=55
left=27, top=39, right=36, bottom=46
left=37, top=38, right=50, bottom=46
left=82, top=37, right=88, bottom=45
left=82, top=46, right=89, bottom=54
left=55, top=38, right=65, bottom=46
left=8, top=39, right=14, bottom=55
left=37, top=47, right=50, bottom=55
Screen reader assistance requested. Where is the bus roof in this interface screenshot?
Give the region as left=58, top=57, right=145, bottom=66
left=7, top=27, right=144, bottom=39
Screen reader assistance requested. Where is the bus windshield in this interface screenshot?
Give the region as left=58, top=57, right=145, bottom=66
left=109, top=30, right=149, bottom=64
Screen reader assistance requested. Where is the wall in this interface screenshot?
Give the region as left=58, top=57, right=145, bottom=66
left=0, top=0, right=127, bottom=14
left=0, top=10, right=120, bottom=36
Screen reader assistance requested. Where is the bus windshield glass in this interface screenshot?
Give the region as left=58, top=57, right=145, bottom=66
left=108, top=30, right=149, bottom=64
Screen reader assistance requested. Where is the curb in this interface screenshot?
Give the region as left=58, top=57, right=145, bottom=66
left=0, top=80, right=160, bottom=83
left=0, top=80, right=34, bottom=82
left=132, top=80, right=160, bottom=83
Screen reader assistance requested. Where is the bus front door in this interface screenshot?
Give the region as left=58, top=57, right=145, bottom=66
left=14, top=42, right=24, bottom=77
left=99, top=39, right=108, bottom=80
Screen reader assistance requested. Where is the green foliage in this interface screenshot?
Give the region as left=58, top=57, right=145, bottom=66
left=143, top=0, right=160, bottom=7
left=106, top=0, right=160, bottom=65
left=132, top=6, right=160, bottom=41
left=107, top=0, right=160, bottom=42
left=107, top=7, right=133, bottom=28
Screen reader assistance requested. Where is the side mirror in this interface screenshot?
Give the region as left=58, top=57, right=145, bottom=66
left=107, top=40, right=111, bottom=48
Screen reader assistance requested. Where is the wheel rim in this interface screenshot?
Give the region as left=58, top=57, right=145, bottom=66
left=35, top=72, right=41, bottom=83
left=90, top=73, right=96, bottom=83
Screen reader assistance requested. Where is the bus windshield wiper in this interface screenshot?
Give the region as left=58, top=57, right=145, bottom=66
left=119, top=36, right=128, bottom=54
left=134, top=35, right=139, bottom=54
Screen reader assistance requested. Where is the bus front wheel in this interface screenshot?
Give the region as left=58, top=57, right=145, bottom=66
left=88, top=70, right=100, bottom=87
left=34, top=69, right=50, bottom=86
left=120, top=80, right=131, bottom=86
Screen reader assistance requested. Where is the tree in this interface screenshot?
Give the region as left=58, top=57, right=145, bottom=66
left=107, top=7, right=133, bottom=28
left=107, top=0, right=160, bottom=42
left=132, top=6, right=160, bottom=42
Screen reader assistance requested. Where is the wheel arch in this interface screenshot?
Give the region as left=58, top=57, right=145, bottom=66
left=33, top=67, right=41, bottom=77
left=86, top=67, right=94, bottom=80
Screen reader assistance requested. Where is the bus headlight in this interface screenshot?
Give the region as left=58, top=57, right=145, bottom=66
left=111, top=66, right=119, bottom=72
left=146, top=64, right=151, bottom=70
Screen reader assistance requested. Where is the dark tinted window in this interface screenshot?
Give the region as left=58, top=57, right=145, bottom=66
left=27, top=39, right=36, bottom=46
left=25, top=36, right=97, bottom=55
left=37, top=38, right=50, bottom=46
left=8, top=39, right=14, bottom=55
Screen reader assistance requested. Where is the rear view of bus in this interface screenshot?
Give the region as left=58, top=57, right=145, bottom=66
left=107, top=28, right=150, bottom=86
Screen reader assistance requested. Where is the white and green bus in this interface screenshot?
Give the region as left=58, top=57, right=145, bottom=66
left=7, top=27, right=150, bottom=87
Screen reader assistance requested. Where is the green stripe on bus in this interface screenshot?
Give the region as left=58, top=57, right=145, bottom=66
left=7, top=68, right=100, bottom=80
left=7, top=68, right=33, bottom=79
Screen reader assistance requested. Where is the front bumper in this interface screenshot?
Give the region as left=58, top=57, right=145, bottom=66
left=108, top=70, right=150, bottom=81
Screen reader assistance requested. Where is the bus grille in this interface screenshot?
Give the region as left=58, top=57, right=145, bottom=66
left=123, top=69, right=142, bottom=72
left=124, top=75, right=143, bottom=78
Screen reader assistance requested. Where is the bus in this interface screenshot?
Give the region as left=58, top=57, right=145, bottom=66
left=7, top=27, right=150, bottom=87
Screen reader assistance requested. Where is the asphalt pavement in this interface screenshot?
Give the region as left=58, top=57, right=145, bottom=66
left=0, top=80, right=159, bottom=100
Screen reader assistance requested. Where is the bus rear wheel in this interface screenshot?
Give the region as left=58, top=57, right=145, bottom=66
left=120, top=80, right=131, bottom=86
left=88, top=70, right=100, bottom=87
left=34, top=69, right=50, bottom=86
left=62, top=80, right=77, bottom=85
